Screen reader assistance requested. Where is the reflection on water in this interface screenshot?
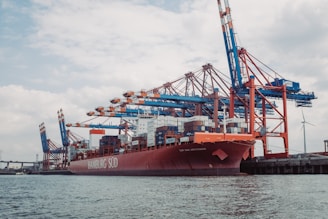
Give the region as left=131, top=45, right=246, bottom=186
left=0, top=175, right=327, bottom=218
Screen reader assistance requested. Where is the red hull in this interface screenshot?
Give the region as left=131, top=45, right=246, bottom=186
left=68, top=141, right=252, bottom=176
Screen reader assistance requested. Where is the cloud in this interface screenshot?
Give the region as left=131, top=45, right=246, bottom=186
left=0, top=85, right=61, bottom=161
left=29, top=0, right=222, bottom=85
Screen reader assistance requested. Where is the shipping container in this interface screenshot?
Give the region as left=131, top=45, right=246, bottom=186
left=180, top=136, right=190, bottom=143
left=166, top=138, right=176, bottom=144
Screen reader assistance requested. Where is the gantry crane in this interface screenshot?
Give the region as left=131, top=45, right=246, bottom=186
left=39, top=122, right=65, bottom=170
left=57, top=109, right=70, bottom=166
left=79, top=62, right=268, bottom=137
left=65, top=1, right=316, bottom=160
left=216, top=0, right=316, bottom=158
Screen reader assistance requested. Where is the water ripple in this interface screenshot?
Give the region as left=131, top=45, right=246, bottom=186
left=1, top=175, right=328, bottom=218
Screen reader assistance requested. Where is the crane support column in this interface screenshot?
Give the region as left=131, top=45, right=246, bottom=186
left=282, top=85, right=289, bottom=156
left=229, top=88, right=235, bottom=118
left=249, top=76, right=255, bottom=134
left=213, top=88, right=219, bottom=130
left=261, top=97, right=268, bottom=156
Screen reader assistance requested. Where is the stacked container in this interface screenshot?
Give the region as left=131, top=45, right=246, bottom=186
left=99, top=135, right=121, bottom=155
left=118, top=134, right=129, bottom=146
left=223, top=118, right=248, bottom=134
left=147, top=120, right=155, bottom=147
left=183, top=116, right=214, bottom=136
left=131, top=135, right=147, bottom=150
left=133, top=115, right=216, bottom=147
left=146, top=116, right=180, bottom=147
left=135, top=118, right=152, bottom=136
left=155, top=126, right=179, bottom=146
left=89, top=129, right=105, bottom=150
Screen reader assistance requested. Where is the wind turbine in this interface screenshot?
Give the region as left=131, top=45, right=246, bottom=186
left=301, top=109, right=314, bottom=154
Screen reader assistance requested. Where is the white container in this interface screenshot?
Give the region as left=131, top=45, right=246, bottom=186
left=147, top=140, right=155, bottom=147
left=180, top=136, right=190, bottom=143
left=166, top=138, right=176, bottom=144
left=132, top=140, right=139, bottom=146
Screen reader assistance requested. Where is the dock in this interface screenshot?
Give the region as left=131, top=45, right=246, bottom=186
left=35, top=169, right=73, bottom=175
left=0, top=170, right=16, bottom=175
left=241, top=154, right=328, bottom=174
left=0, top=160, right=72, bottom=175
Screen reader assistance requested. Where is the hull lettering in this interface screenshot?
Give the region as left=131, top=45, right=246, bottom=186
left=87, top=157, right=119, bottom=169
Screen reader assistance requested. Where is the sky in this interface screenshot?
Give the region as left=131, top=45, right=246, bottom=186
left=0, top=0, right=327, bottom=163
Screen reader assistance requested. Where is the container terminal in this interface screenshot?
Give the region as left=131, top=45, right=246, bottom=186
left=32, top=0, right=325, bottom=176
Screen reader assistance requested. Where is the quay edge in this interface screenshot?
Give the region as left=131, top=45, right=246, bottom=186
left=241, top=154, right=328, bottom=174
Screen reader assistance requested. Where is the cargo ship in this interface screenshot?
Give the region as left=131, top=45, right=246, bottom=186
left=61, top=1, right=259, bottom=176
left=67, top=113, right=255, bottom=176
left=41, top=0, right=317, bottom=175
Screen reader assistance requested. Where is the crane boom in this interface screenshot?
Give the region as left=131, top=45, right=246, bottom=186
left=66, top=123, right=126, bottom=129
left=39, top=122, right=49, bottom=153
left=217, top=0, right=243, bottom=90
left=57, top=109, right=70, bottom=147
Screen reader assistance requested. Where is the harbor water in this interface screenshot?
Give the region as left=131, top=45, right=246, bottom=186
left=1, top=175, right=328, bottom=219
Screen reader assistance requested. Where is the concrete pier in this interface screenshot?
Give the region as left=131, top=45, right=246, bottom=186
left=241, top=154, right=328, bottom=174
